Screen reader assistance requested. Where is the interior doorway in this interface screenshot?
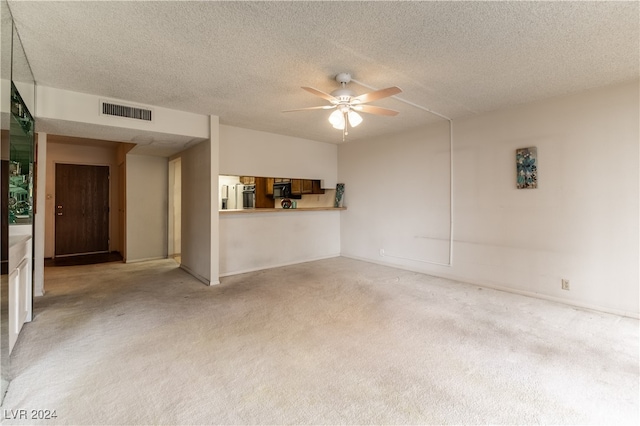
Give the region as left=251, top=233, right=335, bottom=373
left=54, top=163, right=110, bottom=257
left=168, top=158, right=181, bottom=264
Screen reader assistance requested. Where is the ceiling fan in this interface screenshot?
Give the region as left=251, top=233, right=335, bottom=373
left=283, top=72, right=402, bottom=141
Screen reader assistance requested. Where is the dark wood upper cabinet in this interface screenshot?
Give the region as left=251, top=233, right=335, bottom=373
left=302, top=180, right=314, bottom=194
left=236, top=176, right=325, bottom=208
left=311, top=180, right=325, bottom=194
left=291, top=179, right=322, bottom=195
left=254, top=177, right=274, bottom=208
left=291, top=179, right=302, bottom=195
left=266, top=178, right=274, bottom=195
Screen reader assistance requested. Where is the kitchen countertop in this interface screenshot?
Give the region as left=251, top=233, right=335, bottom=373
left=220, top=207, right=346, bottom=214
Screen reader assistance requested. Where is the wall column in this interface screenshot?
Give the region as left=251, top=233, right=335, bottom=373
left=33, top=132, right=46, bottom=296
left=209, top=115, right=220, bottom=285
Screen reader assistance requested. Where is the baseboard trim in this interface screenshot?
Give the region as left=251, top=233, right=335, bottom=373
left=340, top=254, right=640, bottom=320
left=219, top=253, right=341, bottom=278
left=125, top=256, right=166, bottom=264
left=179, top=264, right=211, bottom=285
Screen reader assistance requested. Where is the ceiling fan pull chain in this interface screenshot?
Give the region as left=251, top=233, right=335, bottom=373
left=344, top=111, right=349, bottom=136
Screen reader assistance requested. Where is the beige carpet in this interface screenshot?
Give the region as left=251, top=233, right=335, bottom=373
left=1, top=257, right=638, bottom=425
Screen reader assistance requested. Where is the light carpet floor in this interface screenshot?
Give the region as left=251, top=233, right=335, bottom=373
left=1, top=257, right=638, bottom=425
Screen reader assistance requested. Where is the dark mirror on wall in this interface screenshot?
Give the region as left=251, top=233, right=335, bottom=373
left=1, top=0, right=13, bottom=403
left=1, top=0, right=36, bottom=404
left=9, top=20, right=35, bottom=227
left=8, top=83, right=33, bottom=225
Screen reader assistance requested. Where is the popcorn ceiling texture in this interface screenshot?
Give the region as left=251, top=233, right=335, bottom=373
left=6, top=1, right=639, bottom=144
left=3, top=257, right=638, bottom=424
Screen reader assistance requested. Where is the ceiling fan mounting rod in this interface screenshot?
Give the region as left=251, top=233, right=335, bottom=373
left=335, top=72, right=352, bottom=85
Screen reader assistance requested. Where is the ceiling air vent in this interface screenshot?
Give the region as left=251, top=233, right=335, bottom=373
left=100, top=100, right=153, bottom=121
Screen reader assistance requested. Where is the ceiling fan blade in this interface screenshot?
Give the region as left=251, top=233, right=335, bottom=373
left=282, top=105, right=336, bottom=113
left=351, top=86, right=402, bottom=104
left=353, top=104, right=400, bottom=116
left=302, top=87, right=338, bottom=103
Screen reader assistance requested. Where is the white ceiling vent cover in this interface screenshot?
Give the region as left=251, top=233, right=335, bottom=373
left=100, top=100, right=153, bottom=122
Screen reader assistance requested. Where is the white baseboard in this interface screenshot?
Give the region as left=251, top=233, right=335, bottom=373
left=219, top=253, right=341, bottom=278
left=340, top=254, right=640, bottom=320
left=179, top=264, right=213, bottom=285
left=125, top=256, right=166, bottom=264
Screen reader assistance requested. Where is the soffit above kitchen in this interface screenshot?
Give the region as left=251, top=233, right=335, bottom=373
left=6, top=1, right=639, bottom=145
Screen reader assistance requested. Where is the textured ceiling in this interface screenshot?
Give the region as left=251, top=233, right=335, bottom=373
left=6, top=0, right=640, bottom=147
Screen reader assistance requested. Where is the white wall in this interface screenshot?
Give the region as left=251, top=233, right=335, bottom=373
left=339, top=81, right=639, bottom=317
left=339, top=121, right=453, bottom=264
left=168, top=158, right=182, bottom=257
left=1, top=79, right=10, bottom=116
left=33, top=133, right=47, bottom=296
left=44, top=140, right=120, bottom=258
left=209, top=116, right=220, bottom=284
left=125, top=154, right=168, bottom=262
left=219, top=125, right=338, bottom=186
left=178, top=139, right=212, bottom=284
left=218, top=125, right=341, bottom=276
left=36, top=85, right=209, bottom=139
left=220, top=211, right=341, bottom=276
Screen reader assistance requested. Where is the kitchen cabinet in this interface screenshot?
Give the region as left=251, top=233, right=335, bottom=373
left=223, top=175, right=325, bottom=207
left=266, top=178, right=274, bottom=196
left=254, top=177, right=275, bottom=208
left=291, top=179, right=302, bottom=195
left=302, top=180, right=314, bottom=194
left=291, top=179, right=320, bottom=195
left=311, top=180, right=325, bottom=194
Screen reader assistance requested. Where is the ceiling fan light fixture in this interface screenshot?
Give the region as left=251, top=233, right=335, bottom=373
left=347, top=110, right=363, bottom=127
left=329, top=109, right=345, bottom=129
left=284, top=72, right=402, bottom=140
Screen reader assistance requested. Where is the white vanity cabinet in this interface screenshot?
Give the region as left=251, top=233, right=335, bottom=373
left=8, top=235, right=33, bottom=353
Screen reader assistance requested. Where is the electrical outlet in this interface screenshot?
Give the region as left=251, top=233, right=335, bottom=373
left=380, top=249, right=385, bottom=256
left=561, top=279, right=570, bottom=291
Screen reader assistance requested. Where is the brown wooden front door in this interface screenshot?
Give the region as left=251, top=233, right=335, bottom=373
left=55, top=163, right=110, bottom=256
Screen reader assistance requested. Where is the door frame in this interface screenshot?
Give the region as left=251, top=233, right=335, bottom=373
left=53, top=161, right=112, bottom=258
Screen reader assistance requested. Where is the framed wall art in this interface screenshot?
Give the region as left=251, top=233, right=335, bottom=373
left=516, top=147, right=537, bottom=189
